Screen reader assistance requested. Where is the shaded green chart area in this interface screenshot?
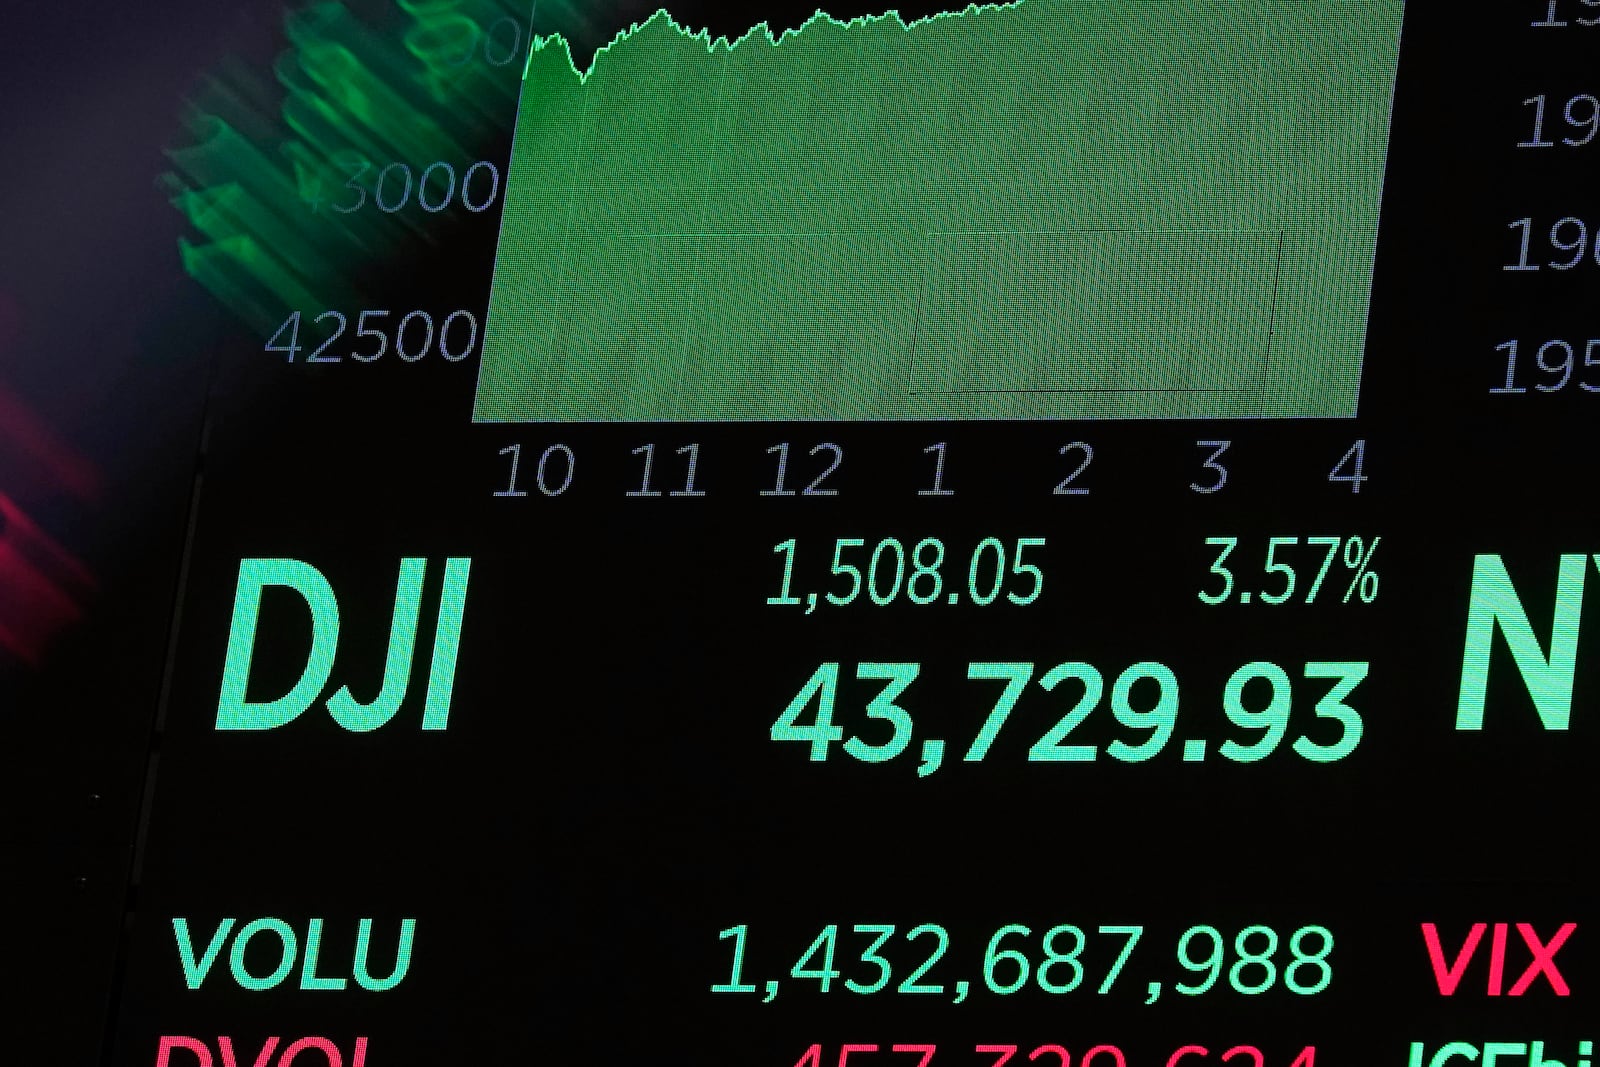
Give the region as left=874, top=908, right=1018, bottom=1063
left=476, top=0, right=1402, bottom=421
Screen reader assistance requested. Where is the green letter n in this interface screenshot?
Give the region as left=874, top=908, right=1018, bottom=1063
left=1456, top=553, right=1587, bottom=730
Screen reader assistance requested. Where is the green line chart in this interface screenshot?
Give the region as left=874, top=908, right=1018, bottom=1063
left=475, top=0, right=1403, bottom=421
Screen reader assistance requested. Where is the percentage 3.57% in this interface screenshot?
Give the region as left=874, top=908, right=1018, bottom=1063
left=1198, top=536, right=1381, bottom=606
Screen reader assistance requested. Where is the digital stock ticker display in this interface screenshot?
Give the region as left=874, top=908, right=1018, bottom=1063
left=5, top=1, right=1600, bottom=1065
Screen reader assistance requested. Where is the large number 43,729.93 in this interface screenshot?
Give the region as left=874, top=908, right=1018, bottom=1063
left=772, top=660, right=1366, bottom=775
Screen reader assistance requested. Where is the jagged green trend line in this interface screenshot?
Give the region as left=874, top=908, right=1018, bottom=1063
left=521, top=2, right=1028, bottom=82
left=478, top=0, right=1403, bottom=422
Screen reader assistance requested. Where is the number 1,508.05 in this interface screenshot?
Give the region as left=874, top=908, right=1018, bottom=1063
left=768, top=537, right=1045, bottom=612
